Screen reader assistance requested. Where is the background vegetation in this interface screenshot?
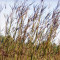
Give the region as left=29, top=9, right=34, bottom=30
left=0, top=0, right=60, bottom=60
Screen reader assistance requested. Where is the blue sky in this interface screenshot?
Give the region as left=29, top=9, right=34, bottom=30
left=0, top=0, right=59, bottom=33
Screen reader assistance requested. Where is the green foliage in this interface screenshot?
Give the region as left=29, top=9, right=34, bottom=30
left=0, top=35, right=60, bottom=60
